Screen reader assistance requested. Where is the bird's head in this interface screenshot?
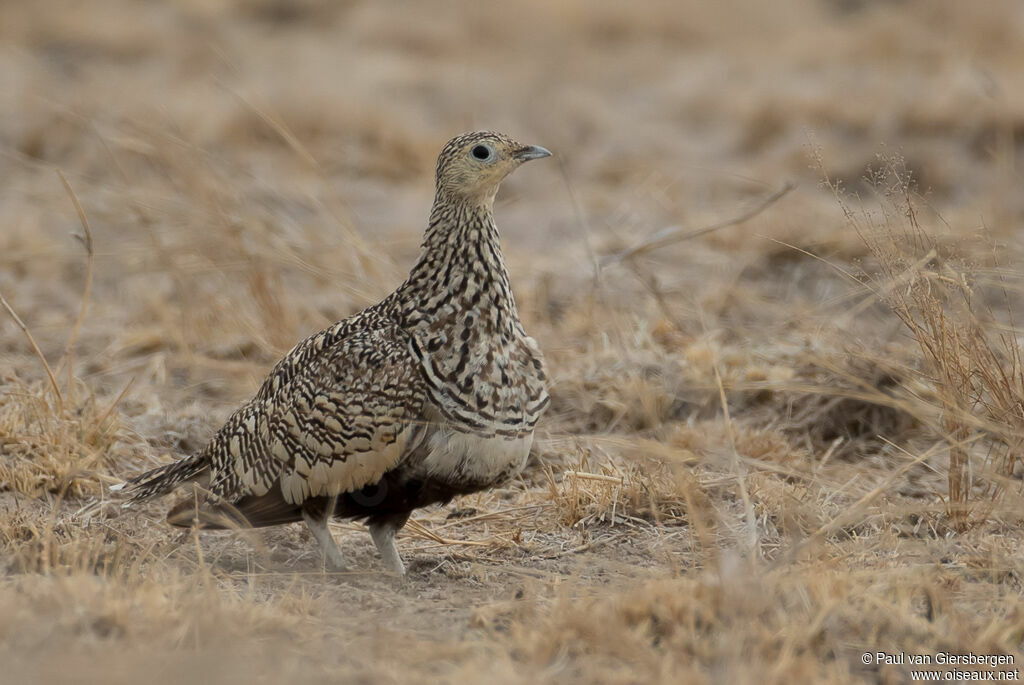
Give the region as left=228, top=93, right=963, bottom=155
left=434, top=131, right=551, bottom=206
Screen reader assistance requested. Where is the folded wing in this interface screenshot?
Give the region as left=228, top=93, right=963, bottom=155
left=192, top=321, right=428, bottom=525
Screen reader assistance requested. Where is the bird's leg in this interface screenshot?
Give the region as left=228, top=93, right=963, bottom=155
left=369, top=513, right=410, bottom=576
left=302, top=498, right=347, bottom=572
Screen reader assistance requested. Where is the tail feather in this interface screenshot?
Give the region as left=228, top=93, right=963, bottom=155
left=165, top=488, right=301, bottom=529
left=113, top=454, right=209, bottom=503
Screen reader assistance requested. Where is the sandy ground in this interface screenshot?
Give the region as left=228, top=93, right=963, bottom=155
left=3, top=1, right=1024, bottom=683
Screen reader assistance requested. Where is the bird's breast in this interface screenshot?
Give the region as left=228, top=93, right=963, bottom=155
left=413, top=325, right=547, bottom=424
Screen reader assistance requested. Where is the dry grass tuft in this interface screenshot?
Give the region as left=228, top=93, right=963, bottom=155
left=545, top=449, right=691, bottom=528
left=0, top=377, right=134, bottom=498
left=838, top=154, right=1024, bottom=528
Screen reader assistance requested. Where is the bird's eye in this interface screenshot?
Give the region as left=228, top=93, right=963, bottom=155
left=471, top=144, right=493, bottom=161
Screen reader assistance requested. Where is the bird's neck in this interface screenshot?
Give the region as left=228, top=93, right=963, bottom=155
left=395, top=192, right=520, bottom=337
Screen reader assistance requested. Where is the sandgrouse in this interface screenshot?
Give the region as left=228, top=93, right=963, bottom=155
left=114, top=132, right=551, bottom=575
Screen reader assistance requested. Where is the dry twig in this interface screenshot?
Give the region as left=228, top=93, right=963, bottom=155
left=601, top=181, right=795, bottom=265
left=0, top=293, right=63, bottom=412
left=55, top=169, right=95, bottom=407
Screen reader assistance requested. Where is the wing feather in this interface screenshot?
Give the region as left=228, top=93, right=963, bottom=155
left=266, top=323, right=427, bottom=505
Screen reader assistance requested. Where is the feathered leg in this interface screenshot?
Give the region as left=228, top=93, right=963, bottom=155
left=369, top=512, right=410, bottom=576
left=302, top=497, right=347, bottom=571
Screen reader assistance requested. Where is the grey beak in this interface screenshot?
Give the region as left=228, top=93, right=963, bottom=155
left=515, top=145, right=552, bottom=161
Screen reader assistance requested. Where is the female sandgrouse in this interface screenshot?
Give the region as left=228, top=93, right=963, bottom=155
left=114, top=132, right=551, bottom=575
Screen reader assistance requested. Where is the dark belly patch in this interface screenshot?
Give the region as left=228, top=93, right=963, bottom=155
left=181, top=469, right=501, bottom=530
left=308, top=470, right=493, bottom=524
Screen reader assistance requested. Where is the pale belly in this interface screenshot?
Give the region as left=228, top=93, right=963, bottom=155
left=416, top=427, right=533, bottom=486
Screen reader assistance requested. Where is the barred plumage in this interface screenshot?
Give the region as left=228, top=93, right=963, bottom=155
left=114, top=131, right=552, bottom=575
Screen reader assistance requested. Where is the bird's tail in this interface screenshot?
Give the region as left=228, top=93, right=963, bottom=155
left=110, top=454, right=209, bottom=503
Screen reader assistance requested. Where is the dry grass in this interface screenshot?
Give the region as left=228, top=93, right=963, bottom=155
left=0, top=377, right=132, bottom=498
left=3, top=0, right=1024, bottom=682
left=834, top=154, right=1024, bottom=530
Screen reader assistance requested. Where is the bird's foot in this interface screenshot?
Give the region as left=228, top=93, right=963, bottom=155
left=320, top=546, right=350, bottom=573
left=369, top=521, right=406, bottom=577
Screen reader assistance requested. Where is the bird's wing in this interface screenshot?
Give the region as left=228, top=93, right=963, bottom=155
left=262, top=322, right=428, bottom=505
